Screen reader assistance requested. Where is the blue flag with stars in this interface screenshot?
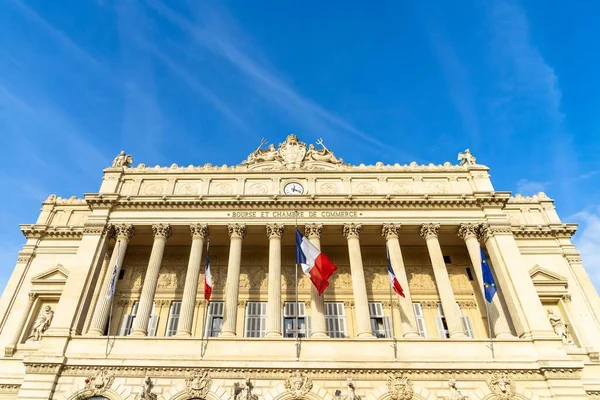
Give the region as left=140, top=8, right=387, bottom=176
left=481, top=249, right=497, bottom=302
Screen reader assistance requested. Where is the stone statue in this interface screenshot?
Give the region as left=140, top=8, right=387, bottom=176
left=547, top=309, right=574, bottom=345
left=135, top=377, right=157, bottom=400
left=457, top=149, right=476, bottom=166
left=242, top=139, right=280, bottom=165
left=111, top=150, right=133, bottom=168
left=306, top=138, right=343, bottom=164
left=27, top=305, right=53, bottom=342
left=231, top=378, right=257, bottom=400
left=343, top=378, right=361, bottom=400
left=447, top=378, right=467, bottom=400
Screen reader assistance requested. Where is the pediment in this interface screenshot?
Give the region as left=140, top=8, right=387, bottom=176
left=529, top=265, right=568, bottom=287
left=31, top=264, right=69, bottom=285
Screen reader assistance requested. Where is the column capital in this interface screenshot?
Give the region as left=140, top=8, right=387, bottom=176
left=342, top=223, right=361, bottom=239
left=190, top=223, right=209, bottom=239
left=152, top=223, right=172, bottom=239
left=382, top=223, right=401, bottom=239
left=304, top=223, right=323, bottom=239
left=114, top=223, right=135, bottom=240
left=228, top=223, right=246, bottom=239
left=419, top=223, right=440, bottom=239
left=457, top=223, right=478, bottom=240
left=266, top=223, right=284, bottom=239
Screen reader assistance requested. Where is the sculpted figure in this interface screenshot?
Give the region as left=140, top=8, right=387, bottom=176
left=27, top=305, right=53, bottom=342
left=231, top=378, right=257, bottom=400
left=547, top=309, right=574, bottom=345
left=111, top=150, right=133, bottom=167
left=343, top=379, right=361, bottom=400
left=447, top=378, right=467, bottom=400
left=242, top=138, right=280, bottom=165
left=457, top=149, right=476, bottom=165
left=306, top=138, right=343, bottom=163
left=135, top=377, right=157, bottom=400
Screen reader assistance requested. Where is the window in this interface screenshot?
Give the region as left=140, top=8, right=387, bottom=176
left=443, top=255, right=452, bottom=264
left=436, top=302, right=450, bottom=338
left=118, top=301, right=158, bottom=336
left=244, top=302, right=267, bottom=338
left=205, top=302, right=224, bottom=338
left=457, top=303, right=474, bottom=338
left=283, top=302, right=309, bottom=338
left=368, top=302, right=391, bottom=338
left=412, top=302, right=428, bottom=338
left=466, top=268, right=474, bottom=281
left=325, top=302, right=348, bottom=338
left=165, top=301, right=182, bottom=337
left=118, top=269, right=126, bottom=280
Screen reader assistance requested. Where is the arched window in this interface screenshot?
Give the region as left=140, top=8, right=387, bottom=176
left=86, top=397, right=109, bottom=400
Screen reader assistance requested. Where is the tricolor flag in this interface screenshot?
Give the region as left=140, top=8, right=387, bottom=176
left=204, top=242, right=213, bottom=301
left=296, top=229, right=338, bottom=295
left=387, top=249, right=405, bottom=297
left=481, top=248, right=497, bottom=302
left=106, top=261, right=118, bottom=300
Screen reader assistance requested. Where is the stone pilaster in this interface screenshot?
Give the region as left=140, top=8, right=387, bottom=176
left=343, top=223, right=374, bottom=338
left=220, top=223, right=246, bottom=337
left=130, top=224, right=171, bottom=336
left=88, top=224, right=135, bottom=336
left=176, top=224, right=208, bottom=337
left=4, top=292, right=37, bottom=356
left=265, top=224, right=284, bottom=337
left=382, top=223, right=420, bottom=338
left=305, top=223, right=328, bottom=338
left=419, top=223, right=466, bottom=338
left=458, top=223, right=513, bottom=338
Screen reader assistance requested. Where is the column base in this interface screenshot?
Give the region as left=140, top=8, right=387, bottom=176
left=130, top=329, right=147, bottom=337
left=357, top=332, right=375, bottom=339
left=311, top=331, right=329, bottom=338
left=175, top=331, right=192, bottom=337
left=85, top=329, right=104, bottom=337
left=219, top=331, right=237, bottom=338
left=265, top=331, right=282, bottom=338
left=495, top=331, right=515, bottom=339
left=403, top=332, right=423, bottom=339
left=449, top=331, right=468, bottom=338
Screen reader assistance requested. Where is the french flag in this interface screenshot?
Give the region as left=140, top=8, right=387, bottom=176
left=204, top=241, right=212, bottom=301
left=387, top=248, right=405, bottom=297
left=296, top=229, right=338, bottom=295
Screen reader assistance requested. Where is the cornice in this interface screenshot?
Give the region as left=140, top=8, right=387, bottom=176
left=0, top=384, right=20, bottom=393
left=84, top=194, right=119, bottom=210
left=512, top=224, right=578, bottom=239
left=21, top=225, right=84, bottom=240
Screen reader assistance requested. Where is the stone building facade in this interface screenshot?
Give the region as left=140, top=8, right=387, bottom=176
left=0, top=135, right=599, bottom=400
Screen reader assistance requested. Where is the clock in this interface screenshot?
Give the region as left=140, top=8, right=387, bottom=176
left=283, top=182, right=305, bottom=195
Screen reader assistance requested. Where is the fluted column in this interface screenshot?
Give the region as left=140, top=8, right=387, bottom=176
left=306, top=223, right=328, bottom=338
left=220, top=223, right=246, bottom=337
left=420, top=223, right=466, bottom=338
left=88, top=224, right=135, bottom=336
left=265, top=224, right=284, bottom=337
left=343, top=223, right=374, bottom=338
left=382, top=224, right=420, bottom=338
left=458, top=223, right=513, bottom=338
left=176, top=224, right=208, bottom=337
left=4, top=293, right=37, bottom=356
left=130, top=224, right=171, bottom=336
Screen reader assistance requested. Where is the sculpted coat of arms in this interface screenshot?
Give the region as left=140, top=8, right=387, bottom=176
left=85, top=369, right=115, bottom=396
left=486, top=373, right=515, bottom=400
left=284, top=371, right=313, bottom=399
left=185, top=370, right=212, bottom=398
left=387, top=374, right=414, bottom=400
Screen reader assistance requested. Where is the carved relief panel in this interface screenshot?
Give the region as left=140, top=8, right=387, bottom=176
left=388, top=179, right=413, bottom=194
left=352, top=180, right=377, bottom=195
left=141, top=181, right=166, bottom=195
left=317, top=180, right=342, bottom=194
left=175, top=181, right=201, bottom=195
left=245, top=180, right=271, bottom=195
left=210, top=180, right=236, bottom=195
left=406, top=267, right=437, bottom=291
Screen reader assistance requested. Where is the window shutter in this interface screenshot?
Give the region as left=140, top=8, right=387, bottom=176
left=461, top=316, right=474, bottom=338
left=325, top=302, right=347, bottom=338
left=383, top=316, right=392, bottom=339
left=166, top=301, right=181, bottom=337
left=412, top=302, right=427, bottom=338
left=147, top=315, right=159, bottom=337
left=119, top=315, right=132, bottom=336
left=205, top=301, right=224, bottom=337
left=306, top=316, right=312, bottom=337
left=436, top=303, right=449, bottom=338
left=244, top=302, right=267, bottom=338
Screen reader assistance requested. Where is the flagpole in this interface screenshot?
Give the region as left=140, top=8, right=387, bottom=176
left=483, top=297, right=495, bottom=360
left=295, top=211, right=300, bottom=361
left=105, top=239, right=121, bottom=358
left=201, top=239, right=210, bottom=359
left=386, top=245, right=398, bottom=362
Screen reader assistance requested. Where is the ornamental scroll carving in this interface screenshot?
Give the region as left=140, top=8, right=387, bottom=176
left=85, top=369, right=115, bottom=396
left=387, top=374, right=413, bottom=400
left=343, top=223, right=361, bottom=239
left=185, top=370, right=212, bottom=398
left=486, top=373, right=515, bottom=400
left=420, top=223, right=440, bottom=239
left=284, top=371, right=313, bottom=399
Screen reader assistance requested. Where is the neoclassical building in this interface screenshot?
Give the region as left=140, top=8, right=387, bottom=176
left=0, top=135, right=599, bottom=400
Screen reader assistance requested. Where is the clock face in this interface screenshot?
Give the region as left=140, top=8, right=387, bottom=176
left=283, top=182, right=305, bottom=195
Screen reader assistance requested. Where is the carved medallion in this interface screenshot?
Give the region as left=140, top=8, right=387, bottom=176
left=278, top=134, right=307, bottom=169
left=213, top=183, right=233, bottom=195
left=249, top=183, right=268, bottom=194
left=85, top=369, right=114, bottom=396
left=428, top=182, right=448, bottom=194
left=284, top=371, right=313, bottom=399
left=387, top=374, right=413, bottom=400
left=356, top=183, right=374, bottom=194
left=392, top=183, right=412, bottom=194
left=320, top=183, right=339, bottom=194
left=486, top=373, right=515, bottom=400
left=185, top=370, right=212, bottom=398
left=143, top=184, right=164, bottom=195
left=177, top=183, right=198, bottom=195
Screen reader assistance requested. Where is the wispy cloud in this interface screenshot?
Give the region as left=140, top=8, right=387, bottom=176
left=516, top=178, right=548, bottom=195
left=571, top=207, right=600, bottom=291
left=146, top=0, right=397, bottom=156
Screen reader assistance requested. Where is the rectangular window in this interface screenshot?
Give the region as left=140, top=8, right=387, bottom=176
left=368, top=302, right=391, bottom=338
left=118, top=301, right=158, bottom=336
left=457, top=303, right=474, bottom=338
left=465, top=267, right=474, bottom=281
left=147, top=302, right=159, bottom=337
left=325, top=302, right=348, bottom=338
left=283, top=302, right=309, bottom=338
left=165, top=301, right=182, bottom=337
left=205, top=301, right=224, bottom=338
left=244, top=302, right=267, bottom=338
left=412, top=302, right=428, bottom=338
left=436, top=302, right=450, bottom=338
left=443, top=255, right=452, bottom=264
left=118, top=269, right=126, bottom=280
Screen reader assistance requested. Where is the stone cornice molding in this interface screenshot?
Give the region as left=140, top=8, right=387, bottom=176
left=304, top=223, right=323, bottom=239
left=228, top=223, right=247, bottom=238
left=266, top=223, right=284, bottom=239
left=151, top=224, right=172, bottom=239
left=478, top=224, right=512, bottom=242
left=382, top=223, right=401, bottom=240
left=84, top=194, right=119, bottom=210
left=21, top=225, right=85, bottom=240
left=511, top=224, right=577, bottom=239
left=342, top=223, right=361, bottom=239
left=457, top=223, right=478, bottom=240
left=0, top=384, right=20, bottom=393
left=419, top=223, right=440, bottom=240
left=190, top=224, right=209, bottom=239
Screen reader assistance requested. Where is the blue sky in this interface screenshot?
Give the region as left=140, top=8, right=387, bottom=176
left=1, top=0, right=599, bottom=293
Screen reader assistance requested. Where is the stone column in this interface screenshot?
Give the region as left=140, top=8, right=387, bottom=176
left=419, top=223, right=466, bottom=338
left=220, top=223, right=246, bottom=337
left=458, top=223, right=513, bottom=338
left=305, top=223, right=328, bottom=338
left=88, top=224, right=135, bottom=336
left=265, top=224, right=284, bottom=337
left=4, top=293, right=37, bottom=356
left=130, top=224, right=171, bottom=336
left=343, top=223, right=374, bottom=338
left=176, top=224, right=208, bottom=337
left=382, top=223, right=420, bottom=338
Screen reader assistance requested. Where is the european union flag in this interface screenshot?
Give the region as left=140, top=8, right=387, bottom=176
left=481, top=249, right=497, bottom=302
